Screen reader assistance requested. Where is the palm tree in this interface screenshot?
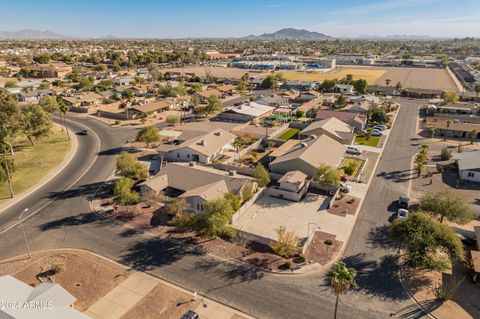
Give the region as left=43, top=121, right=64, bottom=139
left=445, top=120, right=452, bottom=141
left=232, top=138, right=244, bottom=160
left=475, top=84, right=480, bottom=102
left=385, top=79, right=392, bottom=86
left=326, top=262, right=358, bottom=319
left=469, top=129, right=477, bottom=145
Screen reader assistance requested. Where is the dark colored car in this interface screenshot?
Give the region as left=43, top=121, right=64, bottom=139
left=398, top=195, right=409, bottom=209
left=78, top=129, right=88, bottom=136
left=181, top=310, right=199, bottom=319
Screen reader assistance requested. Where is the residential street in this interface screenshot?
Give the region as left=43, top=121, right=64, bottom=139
left=0, top=100, right=427, bottom=319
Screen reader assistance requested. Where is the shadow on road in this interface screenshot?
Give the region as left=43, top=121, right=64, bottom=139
left=376, top=169, right=416, bottom=183
left=121, top=237, right=206, bottom=272
left=38, top=211, right=110, bottom=231
left=392, top=300, right=441, bottom=318
left=98, top=147, right=125, bottom=156
left=46, top=181, right=104, bottom=200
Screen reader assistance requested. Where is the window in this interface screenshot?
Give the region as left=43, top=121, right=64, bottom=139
left=187, top=154, right=190, bottom=158
left=197, top=203, right=200, bottom=210
left=467, top=172, right=475, bottom=178
left=177, top=152, right=180, bottom=158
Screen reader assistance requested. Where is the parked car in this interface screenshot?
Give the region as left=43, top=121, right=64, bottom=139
left=181, top=310, right=199, bottom=319
left=78, top=129, right=88, bottom=136
left=398, top=195, right=409, bottom=209
left=346, top=146, right=362, bottom=155
left=339, top=182, right=351, bottom=193
left=371, top=130, right=383, bottom=136
left=373, top=125, right=387, bottom=131
left=341, top=175, right=349, bottom=182
left=397, top=208, right=409, bottom=220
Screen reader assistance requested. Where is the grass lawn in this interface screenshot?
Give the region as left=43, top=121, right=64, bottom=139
left=275, top=128, right=300, bottom=141
left=339, top=157, right=365, bottom=177
left=354, top=135, right=381, bottom=147
left=0, top=126, right=71, bottom=202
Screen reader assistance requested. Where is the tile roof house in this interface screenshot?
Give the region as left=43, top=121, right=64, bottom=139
left=130, top=99, right=172, bottom=116
left=139, top=162, right=254, bottom=213
left=257, top=95, right=290, bottom=107
left=299, top=117, right=354, bottom=144
left=157, top=129, right=236, bottom=164
left=196, top=89, right=221, bottom=102
left=0, top=275, right=91, bottom=319
left=63, top=92, right=103, bottom=107
left=452, top=151, right=480, bottom=183
left=315, top=110, right=366, bottom=130
left=269, top=135, right=345, bottom=178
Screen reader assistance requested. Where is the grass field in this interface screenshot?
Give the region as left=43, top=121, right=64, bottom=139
left=354, top=135, right=381, bottom=147
left=275, top=128, right=300, bottom=140
left=278, top=68, right=386, bottom=84
left=0, top=126, right=71, bottom=202
left=340, top=157, right=364, bottom=177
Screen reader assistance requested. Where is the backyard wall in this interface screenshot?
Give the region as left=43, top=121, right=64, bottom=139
left=231, top=188, right=266, bottom=223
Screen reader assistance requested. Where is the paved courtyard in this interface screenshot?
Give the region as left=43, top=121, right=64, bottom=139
left=233, top=193, right=355, bottom=244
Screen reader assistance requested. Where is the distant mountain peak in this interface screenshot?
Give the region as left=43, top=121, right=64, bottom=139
left=0, top=29, right=67, bottom=39
left=245, top=28, right=332, bottom=40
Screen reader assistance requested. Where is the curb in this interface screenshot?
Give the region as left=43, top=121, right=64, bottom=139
left=0, top=123, right=78, bottom=215
left=0, top=248, right=256, bottom=319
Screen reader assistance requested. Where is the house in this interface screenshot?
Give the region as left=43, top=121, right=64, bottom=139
left=130, top=99, right=172, bottom=116
left=216, top=84, right=236, bottom=94
left=17, top=89, right=55, bottom=102
left=267, top=170, right=310, bottom=202
left=367, top=85, right=395, bottom=96
left=114, top=76, right=134, bottom=86
left=297, top=90, right=321, bottom=102
left=249, top=78, right=264, bottom=89
left=196, top=89, right=221, bottom=103
left=349, top=94, right=380, bottom=104
left=315, top=110, right=367, bottom=130
left=269, top=135, right=345, bottom=178
left=404, top=88, right=444, bottom=99
left=139, top=162, right=254, bottom=213
left=452, top=151, right=480, bottom=183
left=296, top=96, right=324, bottom=115
left=343, top=102, right=370, bottom=114
left=334, top=84, right=354, bottom=94
left=220, top=102, right=275, bottom=123
left=0, top=275, right=91, bottom=319
left=283, top=80, right=316, bottom=91
left=432, top=119, right=480, bottom=140
left=63, top=92, right=103, bottom=112
left=257, top=95, right=290, bottom=107
left=299, top=117, right=354, bottom=144
left=23, top=63, right=72, bottom=78
left=174, top=95, right=192, bottom=109
left=157, top=129, right=236, bottom=164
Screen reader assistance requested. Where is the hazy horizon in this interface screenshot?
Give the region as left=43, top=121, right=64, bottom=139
left=1, top=0, right=479, bottom=39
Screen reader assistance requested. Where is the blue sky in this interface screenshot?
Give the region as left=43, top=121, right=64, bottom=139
left=1, top=0, right=480, bottom=38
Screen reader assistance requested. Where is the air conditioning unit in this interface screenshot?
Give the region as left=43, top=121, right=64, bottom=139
left=300, top=142, right=308, bottom=148
left=189, top=161, right=196, bottom=167
left=229, top=170, right=237, bottom=176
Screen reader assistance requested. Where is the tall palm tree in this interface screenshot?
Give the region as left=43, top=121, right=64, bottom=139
left=445, top=120, right=452, bottom=141
left=326, top=262, right=358, bottom=319
left=475, top=84, right=480, bottom=102
left=232, top=138, right=244, bottom=160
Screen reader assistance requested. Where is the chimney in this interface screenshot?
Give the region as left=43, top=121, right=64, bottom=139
left=200, top=140, right=206, bottom=146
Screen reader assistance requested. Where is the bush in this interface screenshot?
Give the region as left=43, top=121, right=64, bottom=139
left=342, top=161, right=357, bottom=176
left=114, top=120, right=121, bottom=125
left=51, top=264, right=63, bottom=275
left=440, top=147, right=452, bottom=161
left=298, top=253, right=306, bottom=263
left=284, top=261, right=292, bottom=269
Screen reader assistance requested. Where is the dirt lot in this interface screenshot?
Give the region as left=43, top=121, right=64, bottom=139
left=279, top=67, right=386, bottom=83
left=373, top=66, right=460, bottom=92
left=0, top=250, right=128, bottom=311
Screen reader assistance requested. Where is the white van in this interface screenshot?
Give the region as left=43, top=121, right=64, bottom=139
left=346, top=146, right=362, bottom=155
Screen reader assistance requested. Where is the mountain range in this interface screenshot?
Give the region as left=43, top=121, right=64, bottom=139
left=244, top=28, right=332, bottom=40
left=0, top=29, right=68, bottom=39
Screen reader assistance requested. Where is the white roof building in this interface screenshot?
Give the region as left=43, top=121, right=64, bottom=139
left=0, top=275, right=91, bottom=319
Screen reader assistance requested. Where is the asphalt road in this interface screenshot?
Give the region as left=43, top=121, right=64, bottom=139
left=0, top=101, right=426, bottom=319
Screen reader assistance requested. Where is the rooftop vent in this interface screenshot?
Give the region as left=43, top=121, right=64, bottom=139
left=214, top=131, right=222, bottom=136
left=229, top=170, right=237, bottom=176
left=199, top=140, right=206, bottom=146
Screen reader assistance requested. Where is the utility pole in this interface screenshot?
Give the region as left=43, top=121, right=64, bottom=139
left=19, top=208, right=30, bottom=259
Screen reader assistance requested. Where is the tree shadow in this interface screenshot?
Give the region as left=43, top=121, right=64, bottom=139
left=118, top=228, right=144, bottom=237
left=120, top=237, right=206, bottom=272
left=46, top=181, right=104, bottom=200
left=393, top=300, right=442, bottom=319
left=38, top=211, right=110, bottom=231
left=376, top=169, right=416, bottom=183
left=341, top=253, right=410, bottom=302
left=98, top=147, right=126, bottom=156
left=367, top=225, right=395, bottom=249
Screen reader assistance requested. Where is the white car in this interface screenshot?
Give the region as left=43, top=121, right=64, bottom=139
left=346, top=146, right=362, bottom=155
left=397, top=209, right=409, bottom=220
left=371, top=130, right=383, bottom=136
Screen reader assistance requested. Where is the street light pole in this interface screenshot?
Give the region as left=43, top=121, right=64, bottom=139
left=19, top=208, right=31, bottom=259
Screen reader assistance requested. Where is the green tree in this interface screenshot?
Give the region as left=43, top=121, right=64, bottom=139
left=342, top=161, right=357, bottom=176
left=320, top=79, right=337, bottom=92
left=136, top=126, right=160, bottom=147
left=261, top=75, right=277, bottom=89
left=166, top=115, right=180, bottom=127
left=76, top=77, right=94, bottom=92
left=353, top=79, right=368, bottom=94
left=4, top=81, right=17, bottom=88
left=444, top=120, right=452, bottom=141
left=420, top=189, right=476, bottom=224
left=440, top=147, right=451, bottom=160
left=165, top=197, right=187, bottom=219
left=316, top=163, right=340, bottom=187
left=225, top=192, right=241, bottom=212
left=367, top=104, right=389, bottom=123
left=326, top=262, right=358, bottom=319
left=253, top=164, right=270, bottom=187
left=197, top=198, right=235, bottom=238
left=443, top=92, right=459, bottom=103
left=204, top=95, right=222, bottom=116
left=39, top=96, right=60, bottom=114
left=385, top=79, right=392, bottom=86
left=21, top=104, right=52, bottom=146
left=336, top=94, right=347, bottom=107
left=116, top=152, right=148, bottom=181
left=390, top=212, right=465, bottom=270
left=0, top=89, right=22, bottom=155
left=113, top=177, right=140, bottom=205
left=232, top=137, right=244, bottom=159
left=395, top=81, right=403, bottom=91
left=270, top=226, right=300, bottom=258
